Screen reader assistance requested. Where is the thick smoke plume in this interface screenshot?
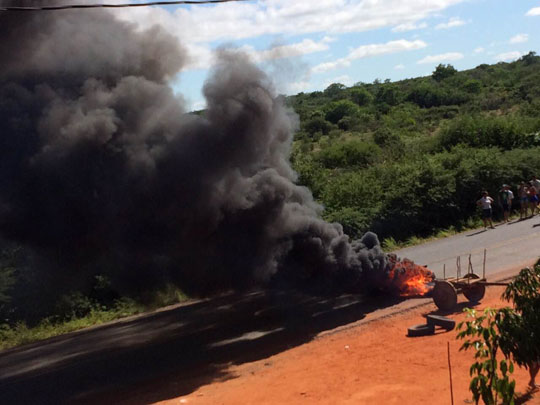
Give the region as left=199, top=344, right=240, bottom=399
left=0, top=5, right=390, bottom=294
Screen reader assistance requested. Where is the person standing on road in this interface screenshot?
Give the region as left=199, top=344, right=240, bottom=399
left=531, top=176, right=540, bottom=215
left=498, top=184, right=514, bottom=223
left=518, top=181, right=529, bottom=220
left=477, top=191, right=495, bottom=229
left=531, top=175, right=540, bottom=194
left=528, top=181, right=539, bottom=217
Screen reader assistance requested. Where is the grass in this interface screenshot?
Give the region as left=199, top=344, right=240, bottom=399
left=0, top=284, right=188, bottom=351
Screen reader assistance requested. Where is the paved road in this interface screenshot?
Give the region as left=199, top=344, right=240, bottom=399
left=1, top=217, right=538, bottom=403
left=394, top=216, right=540, bottom=279
left=0, top=290, right=400, bottom=404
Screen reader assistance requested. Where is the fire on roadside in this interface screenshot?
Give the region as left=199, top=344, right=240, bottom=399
left=385, top=255, right=435, bottom=297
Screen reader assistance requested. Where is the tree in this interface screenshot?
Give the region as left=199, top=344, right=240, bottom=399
left=407, top=83, right=443, bottom=108
left=349, top=88, right=373, bottom=106
left=324, top=100, right=359, bottom=124
left=303, top=116, right=332, bottom=135
left=315, top=140, right=381, bottom=169
left=519, top=51, right=539, bottom=66
left=464, top=79, right=482, bottom=94
left=375, top=84, right=399, bottom=106
left=324, top=83, right=346, bottom=99
left=499, top=264, right=540, bottom=389
left=432, top=63, right=457, bottom=82
left=457, top=308, right=516, bottom=405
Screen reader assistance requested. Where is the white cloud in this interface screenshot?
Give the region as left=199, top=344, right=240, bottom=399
left=394, top=63, right=405, bottom=69
left=253, top=38, right=331, bottom=62
left=392, top=21, right=427, bottom=32
left=474, top=47, right=485, bottom=54
left=312, top=59, right=351, bottom=74
left=417, top=52, right=464, bottom=64
left=115, top=0, right=466, bottom=45
left=184, top=38, right=331, bottom=71
left=495, top=51, right=525, bottom=62
left=525, top=7, right=540, bottom=16
left=111, top=0, right=468, bottom=77
left=509, top=33, right=528, bottom=44
left=287, top=80, right=313, bottom=94
left=435, top=17, right=466, bottom=29
left=312, top=39, right=426, bottom=73
left=324, top=75, right=353, bottom=87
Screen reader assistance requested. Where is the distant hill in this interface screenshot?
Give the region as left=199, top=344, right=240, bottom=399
left=287, top=52, right=540, bottom=242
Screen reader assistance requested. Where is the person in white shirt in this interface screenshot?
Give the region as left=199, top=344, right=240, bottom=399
left=477, top=191, right=495, bottom=229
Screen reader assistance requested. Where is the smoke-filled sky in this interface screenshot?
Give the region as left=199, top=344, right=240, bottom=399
left=0, top=4, right=389, bottom=294
left=107, top=0, right=540, bottom=110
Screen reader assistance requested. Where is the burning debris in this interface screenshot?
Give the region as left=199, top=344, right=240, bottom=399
left=385, top=255, right=435, bottom=297
left=0, top=5, right=429, bottom=297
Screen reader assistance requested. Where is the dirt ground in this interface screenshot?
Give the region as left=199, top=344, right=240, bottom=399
left=154, top=284, right=540, bottom=405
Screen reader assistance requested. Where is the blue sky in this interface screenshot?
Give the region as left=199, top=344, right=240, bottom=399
left=115, top=0, right=540, bottom=110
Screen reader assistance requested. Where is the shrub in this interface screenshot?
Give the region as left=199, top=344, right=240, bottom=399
left=315, top=140, right=381, bottom=169
left=349, top=88, right=373, bottom=106
left=407, top=83, right=469, bottom=108
left=373, top=127, right=403, bottom=149
left=457, top=308, right=516, bottom=405
left=432, top=63, right=457, bottom=82
left=303, top=116, right=332, bottom=135
left=438, top=115, right=532, bottom=150
left=375, top=84, right=400, bottom=106
left=325, top=100, right=360, bottom=124
left=324, top=83, right=346, bottom=99
left=499, top=264, right=540, bottom=386
left=464, top=79, right=482, bottom=94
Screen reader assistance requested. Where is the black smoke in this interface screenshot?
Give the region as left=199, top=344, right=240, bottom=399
left=0, top=5, right=390, bottom=295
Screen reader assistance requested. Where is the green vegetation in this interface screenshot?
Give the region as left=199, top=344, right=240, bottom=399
left=499, top=265, right=540, bottom=389
left=0, top=297, right=144, bottom=350
left=457, top=308, right=516, bottom=405
left=0, top=243, right=187, bottom=350
left=457, top=261, right=540, bottom=404
left=288, top=52, right=540, bottom=242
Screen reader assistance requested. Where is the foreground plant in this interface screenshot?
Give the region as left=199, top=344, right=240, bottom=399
left=457, top=307, right=516, bottom=405
left=500, top=265, right=540, bottom=390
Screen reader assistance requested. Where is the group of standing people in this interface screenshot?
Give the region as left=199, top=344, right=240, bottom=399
left=476, top=176, right=540, bottom=229
left=517, top=176, right=540, bottom=219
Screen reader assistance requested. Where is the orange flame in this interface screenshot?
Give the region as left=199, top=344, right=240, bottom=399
left=386, top=257, right=435, bottom=297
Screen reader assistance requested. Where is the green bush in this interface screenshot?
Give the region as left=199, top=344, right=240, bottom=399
left=324, top=100, right=360, bottom=124
left=464, top=79, right=482, bottom=94
left=457, top=308, right=516, bottom=405
left=315, top=140, right=381, bottom=169
left=432, top=63, right=458, bottom=82
left=407, top=83, right=469, bottom=108
left=348, top=87, right=373, bottom=106
left=324, top=83, right=346, bottom=99
left=375, top=84, right=399, bottom=106
left=438, top=115, right=539, bottom=150
left=499, top=264, right=540, bottom=381
left=303, top=116, right=332, bottom=135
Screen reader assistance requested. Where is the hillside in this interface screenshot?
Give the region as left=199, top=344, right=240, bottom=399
left=287, top=52, right=540, bottom=242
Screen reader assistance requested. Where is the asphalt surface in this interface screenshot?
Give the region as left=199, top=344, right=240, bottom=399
left=0, top=290, right=403, bottom=404
left=1, top=217, right=538, bottom=404
left=394, top=215, right=540, bottom=279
